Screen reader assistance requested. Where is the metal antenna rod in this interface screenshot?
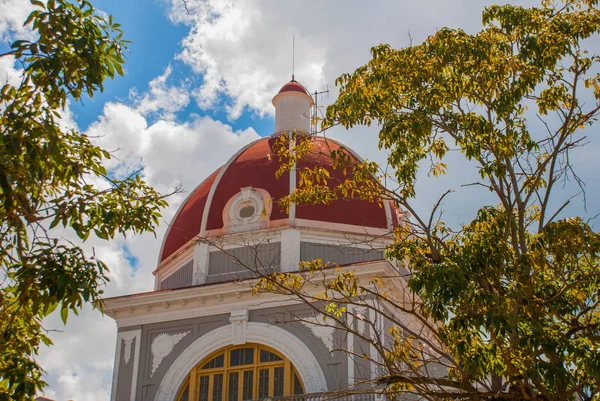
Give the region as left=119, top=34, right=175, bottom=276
left=311, top=87, right=330, bottom=134
left=292, top=34, right=295, bottom=81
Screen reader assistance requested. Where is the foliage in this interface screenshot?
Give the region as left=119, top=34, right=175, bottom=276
left=0, top=1, right=169, bottom=399
left=255, top=1, right=600, bottom=400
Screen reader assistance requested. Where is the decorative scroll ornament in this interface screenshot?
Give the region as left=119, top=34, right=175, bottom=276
left=301, top=315, right=335, bottom=352
left=230, top=309, right=249, bottom=345
left=151, top=331, right=190, bottom=377
left=121, top=331, right=138, bottom=365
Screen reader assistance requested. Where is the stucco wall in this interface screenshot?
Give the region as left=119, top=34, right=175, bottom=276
left=115, top=303, right=353, bottom=401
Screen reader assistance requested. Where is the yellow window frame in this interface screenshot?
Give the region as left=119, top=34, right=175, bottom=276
left=176, top=343, right=305, bottom=401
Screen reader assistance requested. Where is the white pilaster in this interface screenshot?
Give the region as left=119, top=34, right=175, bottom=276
left=111, top=329, right=142, bottom=401
left=280, top=228, right=301, bottom=272
left=193, top=243, right=209, bottom=285
left=347, top=305, right=355, bottom=387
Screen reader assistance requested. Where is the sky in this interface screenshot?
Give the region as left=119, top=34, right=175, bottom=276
left=0, top=0, right=599, bottom=400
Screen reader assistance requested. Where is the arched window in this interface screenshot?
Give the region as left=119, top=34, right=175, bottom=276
left=176, top=344, right=305, bottom=401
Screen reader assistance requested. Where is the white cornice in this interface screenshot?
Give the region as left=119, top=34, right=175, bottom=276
left=155, top=224, right=393, bottom=275
left=104, top=260, right=396, bottom=328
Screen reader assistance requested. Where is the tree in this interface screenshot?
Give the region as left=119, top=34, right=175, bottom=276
left=0, top=1, right=170, bottom=399
left=252, top=1, right=600, bottom=400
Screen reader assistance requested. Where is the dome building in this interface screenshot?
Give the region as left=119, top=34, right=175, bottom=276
left=105, top=80, right=407, bottom=401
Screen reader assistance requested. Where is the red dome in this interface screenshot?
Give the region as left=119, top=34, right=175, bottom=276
left=158, top=136, right=401, bottom=263
left=278, top=80, right=309, bottom=95
left=159, top=168, right=219, bottom=263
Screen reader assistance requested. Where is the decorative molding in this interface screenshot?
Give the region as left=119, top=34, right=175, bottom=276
left=104, top=261, right=392, bottom=328
left=301, top=315, right=335, bottom=352
left=154, top=323, right=327, bottom=401
left=122, top=331, right=137, bottom=365
left=230, top=309, right=248, bottom=344
left=111, top=329, right=141, bottom=401
left=221, top=187, right=273, bottom=234
left=150, top=331, right=190, bottom=377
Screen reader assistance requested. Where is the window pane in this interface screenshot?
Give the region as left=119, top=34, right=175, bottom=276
left=242, top=371, right=254, bottom=400
left=213, top=374, right=224, bottom=401
left=230, top=349, right=240, bottom=367
left=215, top=354, right=225, bottom=368
left=180, top=385, right=189, bottom=401
left=243, top=348, right=254, bottom=365
left=228, top=372, right=239, bottom=401
left=230, top=348, right=254, bottom=366
left=293, top=372, right=303, bottom=395
left=202, top=353, right=225, bottom=369
left=273, top=367, right=284, bottom=397
left=259, top=349, right=282, bottom=363
left=199, top=376, right=210, bottom=401
left=258, top=368, right=269, bottom=399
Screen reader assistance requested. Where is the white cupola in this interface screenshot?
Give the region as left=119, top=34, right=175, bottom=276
left=271, top=79, right=314, bottom=134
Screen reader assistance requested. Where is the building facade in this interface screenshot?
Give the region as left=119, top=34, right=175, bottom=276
left=105, top=80, right=407, bottom=401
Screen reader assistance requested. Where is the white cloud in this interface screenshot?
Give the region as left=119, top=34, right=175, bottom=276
left=0, top=0, right=36, bottom=42
left=0, top=54, right=22, bottom=87
left=133, top=65, right=191, bottom=120
left=37, top=73, right=259, bottom=400
left=168, top=0, right=328, bottom=119
left=166, top=0, right=543, bottom=121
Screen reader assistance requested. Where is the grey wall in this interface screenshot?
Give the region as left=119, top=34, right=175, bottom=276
left=116, top=302, right=352, bottom=401
left=300, top=242, right=383, bottom=266
left=158, top=241, right=383, bottom=290
left=115, top=335, right=136, bottom=401
left=206, top=242, right=281, bottom=284
left=160, top=260, right=194, bottom=290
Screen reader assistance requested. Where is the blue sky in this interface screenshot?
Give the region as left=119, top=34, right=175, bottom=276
left=1, top=0, right=599, bottom=400
left=67, top=0, right=274, bottom=136
left=69, top=0, right=186, bottom=128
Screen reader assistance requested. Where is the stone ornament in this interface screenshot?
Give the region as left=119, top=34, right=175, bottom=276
left=121, top=331, right=138, bottom=365
left=150, top=331, right=190, bottom=377
left=301, top=315, right=335, bottom=352
left=221, top=187, right=272, bottom=234
left=230, top=309, right=249, bottom=345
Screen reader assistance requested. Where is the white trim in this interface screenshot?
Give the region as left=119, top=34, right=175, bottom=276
left=130, top=329, right=142, bottom=401
left=111, top=329, right=142, bottom=401
left=383, top=201, right=393, bottom=232
left=110, top=332, right=121, bottom=401
left=154, top=323, right=328, bottom=401
left=112, top=297, right=296, bottom=328
left=205, top=229, right=281, bottom=251
left=200, top=138, right=266, bottom=236
left=300, top=230, right=388, bottom=250
left=294, top=218, right=391, bottom=238
left=105, top=262, right=394, bottom=328
left=369, top=300, right=378, bottom=381
left=157, top=167, right=221, bottom=267
left=347, top=305, right=355, bottom=386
